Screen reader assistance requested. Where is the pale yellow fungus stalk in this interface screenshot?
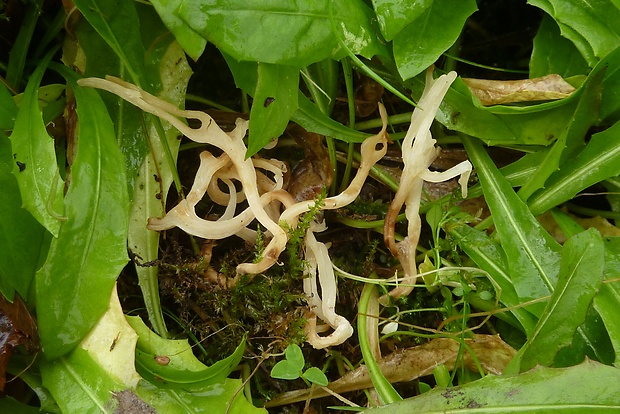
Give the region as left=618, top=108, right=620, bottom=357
left=382, top=69, right=472, bottom=303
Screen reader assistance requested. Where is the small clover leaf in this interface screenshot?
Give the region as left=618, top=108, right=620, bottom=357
left=270, top=344, right=329, bottom=387
left=302, top=367, right=328, bottom=387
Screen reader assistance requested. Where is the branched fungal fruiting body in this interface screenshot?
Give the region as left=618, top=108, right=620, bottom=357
left=382, top=69, right=472, bottom=303
left=78, top=76, right=390, bottom=348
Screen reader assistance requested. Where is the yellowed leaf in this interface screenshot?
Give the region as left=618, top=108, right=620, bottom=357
left=463, top=74, right=576, bottom=106
left=265, top=334, right=516, bottom=407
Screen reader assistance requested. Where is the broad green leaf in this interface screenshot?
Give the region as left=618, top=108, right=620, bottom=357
left=528, top=0, right=620, bottom=67
left=42, top=287, right=262, bottom=414
left=446, top=223, right=538, bottom=335
left=393, top=0, right=477, bottom=80
left=360, top=360, right=620, bottom=413
left=127, top=315, right=246, bottom=389
left=462, top=136, right=561, bottom=315
left=72, top=0, right=147, bottom=86
left=371, top=0, right=432, bottom=41
left=223, top=53, right=369, bottom=144
left=517, top=64, right=603, bottom=201
left=530, top=14, right=589, bottom=78
left=247, top=63, right=299, bottom=157
left=40, top=287, right=142, bottom=414
left=8, top=51, right=64, bottom=237
left=135, top=378, right=266, bottom=414
left=36, top=70, right=129, bottom=359
left=513, top=228, right=604, bottom=372
left=72, top=16, right=149, bottom=195
left=149, top=0, right=207, bottom=61
left=0, top=134, right=46, bottom=300
left=177, top=0, right=383, bottom=67
left=528, top=120, right=620, bottom=215
left=0, top=82, right=17, bottom=130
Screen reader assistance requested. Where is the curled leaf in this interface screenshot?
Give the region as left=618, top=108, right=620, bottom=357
left=463, top=74, right=576, bottom=106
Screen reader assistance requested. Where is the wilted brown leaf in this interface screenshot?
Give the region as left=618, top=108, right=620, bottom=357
left=0, top=294, right=39, bottom=393
left=265, top=334, right=516, bottom=407
left=463, top=74, right=576, bottom=106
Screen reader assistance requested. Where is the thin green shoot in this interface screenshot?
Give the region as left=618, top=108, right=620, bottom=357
left=185, top=93, right=235, bottom=112
left=357, top=281, right=402, bottom=404
left=340, top=58, right=357, bottom=192
left=442, top=53, right=529, bottom=74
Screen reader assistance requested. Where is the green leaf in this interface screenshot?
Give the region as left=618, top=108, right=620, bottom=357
left=135, top=378, right=266, bottom=414
left=428, top=77, right=580, bottom=146
left=126, top=40, right=192, bottom=337
left=528, top=120, right=620, bottom=215
left=149, top=0, right=207, bottom=61
left=128, top=316, right=246, bottom=388
left=359, top=360, right=620, bottom=413
left=271, top=360, right=302, bottom=381
left=513, top=228, right=604, bottom=372
left=247, top=64, right=299, bottom=157
left=303, top=367, right=329, bottom=386
left=42, top=287, right=262, bottom=413
left=392, top=0, right=477, bottom=80
left=530, top=14, right=589, bottom=78
left=36, top=70, right=129, bottom=359
left=5, top=0, right=43, bottom=91
left=528, top=0, right=620, bottom=67
left=446, top=223, right=538, bottom=335
left=285, top=344, right=305, bottom=372
left=176, top=0, right=383, bottom=66
left=72, top=0, right=147, bottom=86
left=293, top=93, right=370, bottom=143
left=40, top=287, right=142, bottom=414
left=462, top=135, right=561, bottom=315
left=517, top=63, right=604, bottom=201
left=0, top=397, right=41, bottom=414
left=0, top=134, right=46, bottom=300
left=0, top=82, right=17, bottom=130
left=371, top=0, right=432, bottom=41
left=594, top=237, right=620, bottom=365
left=73, top=16, right=149, bottom=195
left=8, top=50, right=64, bottom=237
left=599, top=46, right=620, bottom=123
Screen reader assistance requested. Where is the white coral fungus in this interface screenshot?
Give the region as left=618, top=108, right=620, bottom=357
left=383, top=69, right=472, bottom=303
left=77, top=76, right=390, bottom=349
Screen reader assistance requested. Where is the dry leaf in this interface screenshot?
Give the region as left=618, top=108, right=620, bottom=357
left=463, top=74, right=576, bottom=106
left=265, top=334, right=516, bottom=407
left=0, top=294, right=39, bottom=393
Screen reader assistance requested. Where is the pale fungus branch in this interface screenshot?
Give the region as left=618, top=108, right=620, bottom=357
left=382, top=69, right=472, bottom=304
left=78, top=76, right=391, bottom=349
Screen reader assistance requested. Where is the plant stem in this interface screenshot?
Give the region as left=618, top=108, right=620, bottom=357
left=357, top=281, right=402, bottom=405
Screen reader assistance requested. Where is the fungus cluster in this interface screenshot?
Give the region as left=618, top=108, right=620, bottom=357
left=78, top=68, right=469, bottom=349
